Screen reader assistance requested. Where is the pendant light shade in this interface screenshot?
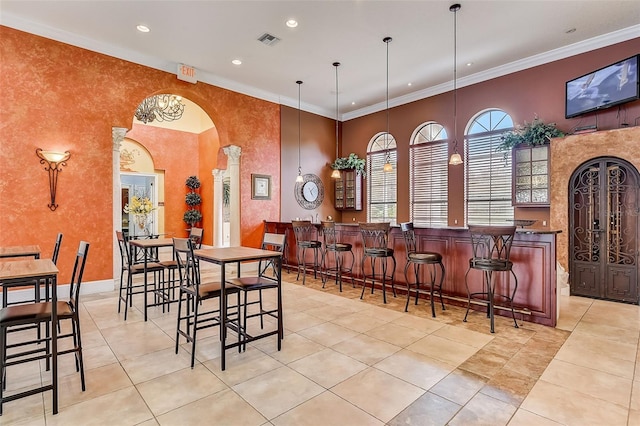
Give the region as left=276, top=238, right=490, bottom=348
left=331, top=62, right=342, bottom=179
left=449, top=3, right=463, bottom=166
left=296, top=80, right=304, bottom=183
left=383, top=36, right=393, bottom=172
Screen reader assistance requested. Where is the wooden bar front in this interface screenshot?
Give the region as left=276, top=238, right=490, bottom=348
left=265, top=221, right=558, bottom=327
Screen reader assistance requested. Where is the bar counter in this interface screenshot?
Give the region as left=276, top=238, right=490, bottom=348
left=265, top=221, right=559, bottom=327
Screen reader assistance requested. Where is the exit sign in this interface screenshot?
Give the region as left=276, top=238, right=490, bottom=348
left=177, top=64, right=197, bottom=84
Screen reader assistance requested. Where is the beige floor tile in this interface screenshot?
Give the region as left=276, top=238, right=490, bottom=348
left=297, top=322, right=359, bottom=347
left=137, top=365, right=228, bottom=416
left=390, top=313, right=445, bottom=333
left=540, top=359, right=632, bottom=407
left=121, top=347, right=194, bottom=384
left=331, top=311, right=389, bottom=333
left=521, top=380, right=628, bottom=426
left=632, top=380, right=640, bottom=411
left=100, top=321, right=175, bottom=361
left=207, top=346, right=284, bottom=386
left=332, top=333, right=401, bottom=365
left=432, top=324, right=494, bottom=348
left=374, top=349, right=455, bottom=390
left=305, top=304, right=354, bottom=321
left=407, top=334, right=480, bottom=366
left=554, top=337, right=636, bottom=379
left=480, top=367, right=538, bottom=406
left=430, top=368, right=487, bottom=405
left=365, top=322, right=428, bottom=347
left=44, top=386, right=153, bottom=425
left=573, top=318, right=640, bottom=346
left=507, top=408, right=563, bottom=425
left=81, top=344, right=119, bottom=371
left=0, top=393, right=45, bottom=425
left=448, top=392, right=516, bottom=426
left=288, top=347, right=367, bottom=388
left=272, top=390, right=384, bottom=426
left=629, top=408, right=640, bottom=426
left=156, top=388, right=266, bottom=426
left=331, top=367, right=425, bottom=423
left=387, top=391, right=461, bottom=426
left=283, top=311, right=326, bottom=332
left=232, top=366, right=324, bottom=420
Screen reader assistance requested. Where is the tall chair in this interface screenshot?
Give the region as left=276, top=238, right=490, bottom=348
left=188, top=227, right=204, bottom=249
left=400, top=222, right=445, bottom=317
left=359, top=222, right=397, bottom=304
left=291, top=220, right=322, bottom=285
left=174, top=238, right=240, bottom=368
left=464, top=225, right=519, bottom=333
left=116, top=231, right=165, bottom=320
left=227, top=232, right=284, bottom=346
left=1, top=241, right=89, bottom=414
left=320, top=221, right=355, bottom=292
left=159, top=227, right=203, bottom=301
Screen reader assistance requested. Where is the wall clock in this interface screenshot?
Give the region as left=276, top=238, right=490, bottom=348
left=294, top=173, right=324, bottom=209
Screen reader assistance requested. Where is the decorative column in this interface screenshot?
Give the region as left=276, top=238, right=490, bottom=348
left=212, top=169, right=225, bottom=247
left=112, top=127, right=127, bottom=287
left=223, top=145, right=241, bottom=247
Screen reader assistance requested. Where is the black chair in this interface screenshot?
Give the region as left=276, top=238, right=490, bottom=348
left=400, top=222, right=445, bottom=317
left=464, top=225, right=519, bottom=333
left=291, top=220, right=322, bottom=285
left=227, top=232, right=284, bottom=346
left=174, top=238, right=240, bottom=368
left=320, top=221, right=355, bottom=292
left=159, top=227, right=203, bottom=302
left=116, top=231, right=165, bottom=320
left=0, top=241, right=89, bottom=414
left=359, top=222, right=397, bottom=304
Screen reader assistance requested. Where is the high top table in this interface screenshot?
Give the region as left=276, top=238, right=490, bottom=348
left=0, top=245, right=41, bottom=259
left=0, top=258, right=59, bottom=414
left=194, top=246, right=283, bottom=370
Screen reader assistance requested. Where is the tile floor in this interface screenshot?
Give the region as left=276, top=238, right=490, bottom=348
left=2, top=263, right=639, bottom=425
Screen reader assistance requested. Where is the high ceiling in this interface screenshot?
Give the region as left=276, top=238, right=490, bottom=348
left=2, top=1, right=639, bottom=120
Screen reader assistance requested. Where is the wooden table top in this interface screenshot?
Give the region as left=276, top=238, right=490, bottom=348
left=128, top=238, right=174, bottom=249
left=195, top=246, right=282, bottom=263
left=0, top=258, right=58, bottom=280
left=0, top=245, right=41, bottom=259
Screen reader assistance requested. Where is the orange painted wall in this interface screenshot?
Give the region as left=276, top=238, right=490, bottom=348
left=0, top=26, right=280, bottom=284
left=198, top=126, right=220, bottom=246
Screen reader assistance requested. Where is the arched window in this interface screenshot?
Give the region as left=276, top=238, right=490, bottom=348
left=367, top=132, right=397, bottom=224
left=410, top=122, right=448, bottom=226
left=465, top=109, right=514, bottom=225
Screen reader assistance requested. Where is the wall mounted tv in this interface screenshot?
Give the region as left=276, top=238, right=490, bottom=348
left=565, top=55, right=639, bottom=119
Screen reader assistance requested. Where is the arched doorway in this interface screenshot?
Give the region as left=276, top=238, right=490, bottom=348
left=569, top=157, right=640, bottom=303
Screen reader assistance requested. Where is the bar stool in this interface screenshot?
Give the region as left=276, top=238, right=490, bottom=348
left=400, top=222, right=445, bottom=317
left=320, top=221, right=355, bottom=292
left=291, top=220, right=322, bottom=285
left=464, top=225, right=519, bottom=333
left=359, top=222, right=396, bottom=304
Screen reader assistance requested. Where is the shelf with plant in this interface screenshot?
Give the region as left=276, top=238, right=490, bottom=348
left=330, top=153, right=366, bottom=177
left=498, top=116, right=565, bottom=151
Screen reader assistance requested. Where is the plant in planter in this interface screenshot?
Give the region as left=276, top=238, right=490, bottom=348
left=498, top=116, right=564, bottom=151
left=183, top=175, right=202, bottom=227
left=330, top=153, right=367, bottom=176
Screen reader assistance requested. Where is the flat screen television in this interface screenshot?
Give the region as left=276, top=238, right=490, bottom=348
left=565, top=54, right=639, bottom=119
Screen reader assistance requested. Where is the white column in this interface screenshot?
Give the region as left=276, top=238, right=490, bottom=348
left=223, top=145, right=241, bottom=247
left=212, top=169, right=225, bottom=247
left=112, top=127, right=127, bottom=287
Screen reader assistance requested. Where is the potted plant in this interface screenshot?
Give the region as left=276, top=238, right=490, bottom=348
left=498, top=116, right=564, bottom=151
left=184, top=175, right=202, bottom=227
left=330, top=153, right=367, bottom=176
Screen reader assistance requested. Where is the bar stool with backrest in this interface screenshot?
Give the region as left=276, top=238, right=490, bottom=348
left=359, top=222, right=397, bottom=304
left=291, top=220, right=322, bottom=285
left=400, top=222, right=446, bottom=317
left=320, top=221, right=355, bottom=292
left=160, top=227, right=204, bottom=302
left=0, top=241, right=89, bottom=414
left=464, top=225, right=519, bottom=333
left=116, top=231, right=165, bottom=320
left=174, top=238, right=241, bottom=368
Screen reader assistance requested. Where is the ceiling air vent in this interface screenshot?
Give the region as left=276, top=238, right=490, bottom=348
left=257, top=33, right=281, bottom=46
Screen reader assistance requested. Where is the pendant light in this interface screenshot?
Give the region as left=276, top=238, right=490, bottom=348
left=383, top=36, right=393, bottom=173
left=448, top=3, right=463, bottom=166
left=296, top=80, right=304, bottom=183
left=331, top=62, right=342, bottom=179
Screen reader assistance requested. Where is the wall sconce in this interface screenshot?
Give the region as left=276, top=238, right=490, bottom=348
left=36, top=148, right=71, bottom=211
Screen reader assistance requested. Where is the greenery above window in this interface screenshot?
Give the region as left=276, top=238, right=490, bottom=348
left=330, top=153, right=366, bottom=176
left=498, top=116, right=564, bottom=151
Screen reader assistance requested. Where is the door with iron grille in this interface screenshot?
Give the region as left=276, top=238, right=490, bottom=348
left=570, top=157, right=639, bottom=303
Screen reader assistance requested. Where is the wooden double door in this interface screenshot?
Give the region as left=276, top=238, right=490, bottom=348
left=570, top=157, right=639, bottom=303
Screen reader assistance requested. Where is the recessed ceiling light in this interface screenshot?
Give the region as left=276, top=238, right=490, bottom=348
left=407, top=82, right=412, bottom=86
left=232, top=59, right=242, bottom=65
left=466, top=62, right=473, bottom=67
left=286, top=19, right=298, bottom=28
left=566, top=28, right=576, bottom=34
left=351, top=101, right=356, bottom=105
left=136, top=24, right=150, bottom=33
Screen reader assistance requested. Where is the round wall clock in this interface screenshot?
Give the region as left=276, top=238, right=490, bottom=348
left=294, top=173, right=324, bottom=209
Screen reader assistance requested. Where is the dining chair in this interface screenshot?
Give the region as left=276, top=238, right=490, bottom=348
left=291, top=220, right=321, bottom=285
left=159, top=228, right=202, bottom=302
left=400, top=222, right=445, bottom=317
left=188, top=227, right=204, bottom=249
left=174, top=238, right=240, bottom=368
left=0, top=241, right=89, bottom=414
left=227, top=232, right=284, bottom=345
left=464, top=225, right=519, bottom=333
left=359, top=222, right=397, bottom=304
left=116, top=231, right=165, bottom=320
left=320, top=221, right=355, bottom=292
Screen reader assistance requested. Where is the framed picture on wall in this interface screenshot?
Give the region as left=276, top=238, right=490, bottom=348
left=251, top=174, right=271, bottom=200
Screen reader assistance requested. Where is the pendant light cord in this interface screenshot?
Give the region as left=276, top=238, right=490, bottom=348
left=384, top=37, right=392, bottom=167
left=334, top=62, right=340, bottom=160
left=453, top=5, right=458, bottom=147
